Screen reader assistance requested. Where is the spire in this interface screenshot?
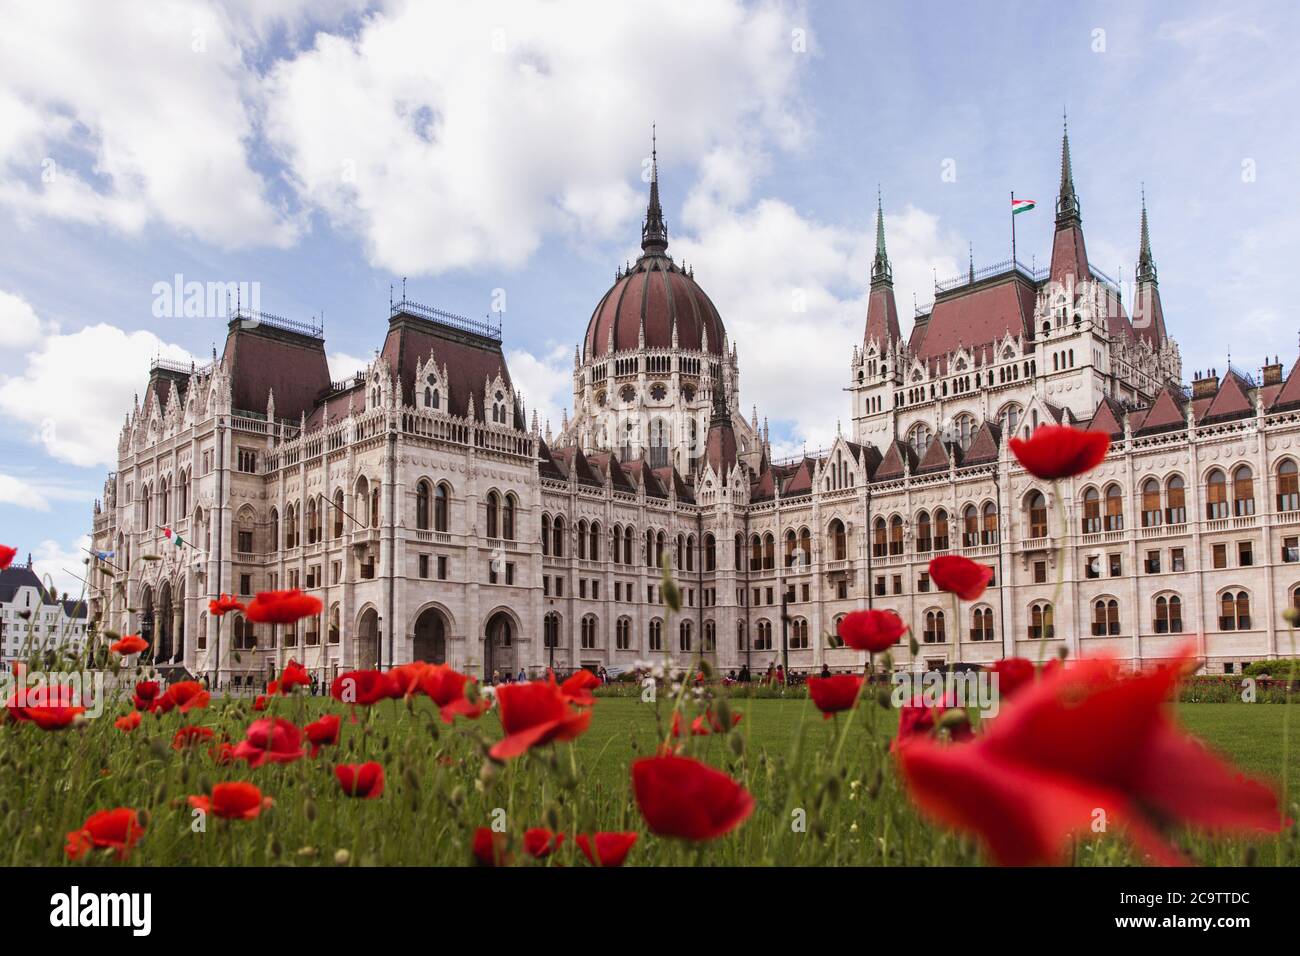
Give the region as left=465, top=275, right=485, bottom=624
left=1056, top=113, right=1081, bottom=225
left=705, top=364, right=737, bottom=478
left=640, top=125, right=668, bottom=255
left=870, top=186, right=892, bottom=286
left=710, top=365, right=729, bottom=426
left=1136, top=184, right=1157, bottom=284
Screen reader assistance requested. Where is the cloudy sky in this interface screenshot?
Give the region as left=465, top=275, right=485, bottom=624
left=1, top=0, right=1297, bottom=597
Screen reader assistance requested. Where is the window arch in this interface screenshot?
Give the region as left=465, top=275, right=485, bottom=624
left=1081, top=487, right=1101, bottom=534
left=577, top=519, right=589, bottom=560
left=907, top=422, right=931, bottom=456
left=923, top=609, right=946, bottom=644
left=552, top=515, right=565, bottom=557
left=951, top=413, right=976, bottom=452
left=871, top=517, right=887, bottom=558
left=1279, top=460, right=1300, bottom=513
left=580, top=614, right=599, bottom=650
left=1206, top=468, right=1228, bottom=520
left=541, top=514, right=551, bottom=556
left=1091, top=598, right=1120, bottom=636
left=704, top=532, right=717, bottom=571
left=998, top=403, right=1022, bottom=437
left=678, top=620, right=692, bottom=653
left=829, top=518, right=847, bottom=562
left=333, top=489, right=345, bottom=538
left=1154, top=595, right=1183, bottom=634
left=969, top=606, right=995, bottom=641
left=755, top=619, right=773, bottom=651
left=981, top=502, right=998, bottom=544
left=416, top=480, right=432, bottom=531
left=616, top=616, right=632, bottom=651
left=434, top=483, right=450, bottom=532
left=648, top=618, right=663, bottom=652
left=1140, top=478, right=1161, bottom=528
left=915, top=510, right=932, bottom=553
left=889, top=516, right=904, bottom=556
left=486, top=491, right=500, bottom=539
left=1026, top=492, right=1048, bottom=539
left=589, top=521, right=600, bottom=561
left=703, top=620, right=716, bottom=651
left=1232, top=465, right=1255, bottom=517
left=1028, top=602, right=1054, bottom=639
left=1103, top=484, right=1123, bottom=531
left=933, top=509, right=950, bottom=550
left=1218, top=590, right=1250, bottom=630
left=543, top=611, right=561, bottom=648
left=962, top=505, right=979, bottom=547
left=624, top=525, right=634, bottom=565
left=789, top=617, right=809, bottom=649
left=1166, top=475, right=1186, bottom=525
left=503, top=494, right=516, bottom=540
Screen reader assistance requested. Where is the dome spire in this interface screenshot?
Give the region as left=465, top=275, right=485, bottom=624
left=870, top=185, right=892, bottom=286
left=1136, top=183, right=1157, bottom=284
left=641, top=124, right=668, bottom=255
left=1056, top=111, right=1081, bottom=224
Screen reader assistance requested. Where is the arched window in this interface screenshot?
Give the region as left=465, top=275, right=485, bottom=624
left=755, top=620, right=773, bottom=651
left=1092, top=598, right=1120, bottom=636
left=1233, top=465, right=1255, bottom=517
left=328, top=604, right=341, bottom=644
left=1029, top=602, right=1054, bottom=639
left=750, top=534, right=763, bottom=571
left=1081, top=487, right=1101, bottom=534
left=962, top=505, right=979, bottom=547
left=577, top=519, right=589, bottom=560
left=543, top=612, right=560, bottom=648
left=998, top=403, right=1022, bottom=437
left=916, top=511, right=932, bottom=552
left=1027, top=492, right=1048, bottom=539
left=923, top=610, right=946, bottom=644
left=1104, top=485, right=1123, bottom=531
left=872, top=517, right=887, bottom=558
left=1280, top=461, right=1300, bottom=513
left=685, top=534, right=696, bottom=572
left=952, top=414, right=976, bottom=452
left=503, top=494, right=516, bottom=540
left=907, top=422, right=931, bottom=456
left=969, top=607, right=994, bottom=641
left=762, top=533, right=774, bottom=570
left=333, top=490, right=345, bottom=538
left=1154, top=595, right=1183, bottom=634
left=552, top=516, right=565, bottom=557
left=799, top=528, right=812, bottom=566
left=981, top=502, right=998, bottom=544
left=616, top=617, right=632, bottom=651
left=370, top=487, right=380, bottom=528
left=589, top=521, right=600, bottom=561
left=486, top=492, right=500, bottom=539
left=933, top=509, right=950, bottom=550
left=541, top=514, right=551, bottom=556
left=1166, top=475, right=1186, bottom=525
left=581, top=615, right=598, bottom=650
left=1141, top=479, right=1161, bottom=527
left=435, top=483, right=450, bottom=532
left=827, top=519, right=847, bottom=562
left=269, top=508, right=279, bottom=551
left=737, top=621, right=747, bottom=651
left=1206, top=469, right=1228, bottom=520
left=624, top=526, right=634, bottom=565
left=678, top=620, right=692, bottom=653
left=790, top=618, right=809, bottom=649
left=1219, top=591, right=1251, bottom=630
left=416, top=480, right=431, bottom=531
left=889, top=516, right=904, bottom=556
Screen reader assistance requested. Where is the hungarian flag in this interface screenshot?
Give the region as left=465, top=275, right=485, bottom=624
left=163, top=527, right=184, bottom=548
left=1011, top=198, right=1036, bottom=215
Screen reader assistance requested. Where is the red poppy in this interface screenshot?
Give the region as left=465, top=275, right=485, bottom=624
left=490, top=676, right=592, bottom=760
left=277, top=660, right=310, bottom=694
left=20, top=683, right=86, bottom=729
left=807, top=674, right=864, bottom=719
left=895, top=649, right=1283, bottom=866
left=171, top=725, right=214, bottom=750
left=0, top=546, right=15, bottom=570
left=132, top=680, right=161, bottom=712
left=252, top=695, right=268, bottom=711
left=208, top=594, right=244, bottom=616
left=420, top=664, right=492, bottom=723
left=386, top=662, right=431, bottom=699
left=188, top=782, right=272, bottom=820
left=158, top=680, right=209, bottom=714
left=894, top=691, right=973, bottom=749
left=110, top=634, right=149, bottom=655
left=335, top=762, right=385, bottom=799
left=631, top=754, right=754, bottom=841
left=472, top=827, right=510, bottom=866
left=210, top=741, right=238, bottom=765
left=559, top=669, right=601, bottom=706
left=838, top=609, right=907, bottom=652
left=115, top=711, right=142, bottom=732
left=575, top=832, right=638, bottom=867
left=330, top=670, right=391, bottom=707
left=65, top=808, right=145, bottom=861
left=231, top=717, right=306, bottom=768
left=1009, top=424, right=1109, bottom=481
left=929, top=555, right=994, bottom=601
left=989, top=657, right=1036, bottom=701
left=523, top=827, right=565, bottom=858
left=305, top=714, right=340, bottom=756
left=689, top=709, right=742, bottom=736
left=245, top=589, right=323, bottom=625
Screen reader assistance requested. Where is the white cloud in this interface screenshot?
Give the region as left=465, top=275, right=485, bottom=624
left=674, top=189, right=963, bottom=452
left=0, top=473, right=91, bottom=513
left=328, top=351, right=370, bottom=382
left=0, top=320, right=194, bottom=469
left=0, top=1, right=302, bottom=247
left=30, top=535, right=94, bottom=606
left=506, top=345, right=572, bottom=437
left=0, top=288, right=49, bottom=348
left=262, top=0, right=807, bottom=274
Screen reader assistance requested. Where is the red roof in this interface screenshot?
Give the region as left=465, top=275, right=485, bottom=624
left=1271, top=358, right=1300, bottom=411
left=910, top=273, right=1037, bottom=365
left=379, top=313, right=517, bottom=425
left=221, top=320, right=331, bottom=422
left=584, top=253, right=725, bottom=360
left=1135, top=384, right=1188, bottom=434
left=1049, top=220, right=1090, bottom=286
left=1200, top=370, right=1254, bottom=423
left=863, top=283, right=900, bottom=347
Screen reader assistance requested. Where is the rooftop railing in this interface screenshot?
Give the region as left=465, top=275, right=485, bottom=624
left=391, top=298, right=502, bottom=341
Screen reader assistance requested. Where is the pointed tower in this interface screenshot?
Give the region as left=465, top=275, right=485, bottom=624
left=1049, top=118, right=1091, bottom=286
left=704, top=365, right=738, bottom=479
left=641, top=126, right=668, bottom=256
left=1132, top=188, right=1168, bottom=346
left=863, top=189, right=901, bottom=349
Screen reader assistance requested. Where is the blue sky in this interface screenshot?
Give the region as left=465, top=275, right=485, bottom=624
left=1, top=0, right=1297, bottom=597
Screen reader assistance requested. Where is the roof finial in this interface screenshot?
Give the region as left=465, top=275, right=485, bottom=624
left=870, top=185, right=892, bottom=286
left=968, top=242, right=974, bottom=283
left=1057, top=112, right=1081, bottom=224
left=641, top=124, right=668, bottom=255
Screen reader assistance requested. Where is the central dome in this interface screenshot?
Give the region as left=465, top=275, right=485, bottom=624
left=583, top=254, right=726, bottom=360
left=582, top=146, right=726, bottom=361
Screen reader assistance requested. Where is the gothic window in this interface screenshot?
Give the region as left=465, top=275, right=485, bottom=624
left=581, top=615, right=598, bottom=650
left=435, top=483, right=450, bottom=532
left=1279, top=460, right=1300, bottom=513
left=552, top=516, right=565, bottom=557
left=650, top=383, right=667, bottom=402
left=872, top=517, right=886, bottom=558
left=678, top=620, right=692, bottom=653
left=1154, top=595, right=1183, bottom=634
left=1104, top=484, right=1124, bottom=531
left=541, top=515, right=551, bottom=556
left=486, top=492, right=500, bottom=539
left=890, top=515, right=904, bottom=555
left=962, top=505, right=979, bottom=547
left=503, top=494, right=516, bottom=541
left=616, top=617, right=632, bottom=651
left=1027, top=492, right=1048, bottom=539
left=705, top=533, right=717, bottom=571
left=1141, top=479, right=1162, bottom=527
left=648, top=618, right=662, bottom=652
left=588, top=521, right=599, bottom=560
left=1091, top=599, right=1121, bottom=636
left=1233, top=465, right=1255, bottom=517
left=907, top=422, right=931, bottom=456
left=969, top=607, right=995, bottom=642
left=1205, top=469, right=1228, bottom=520
left=923, top=610, right=946, bottom=644
left=982, top=502, right=998, bottom=544
left=544, top=612, right=561, bottom=648
left=1219, top=590, right=1251, bottom=630
left=933, top=509, right=950, bottom=550
left=1028, top=602, right=1055, bottom=639
left=916, top=511, right=932, bottom=553
left=1166, top=475, right=1187, bottom=524
left=790, top=618, right=809, bottom=650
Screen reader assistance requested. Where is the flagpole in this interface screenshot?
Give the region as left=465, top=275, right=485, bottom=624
left=1011, top=190, right=1017, bottom=267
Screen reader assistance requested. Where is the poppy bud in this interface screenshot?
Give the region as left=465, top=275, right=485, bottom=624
left=297, top=846, right=318, bottom=858
left=427, top=721, right=440, bottom=741
left=545, top=804, right=561, bottom=831
left=334, top=849, right=351, bottom=866
left=153, top=782, right=166, bottom=805
left=908, top=635, right=920, bottom=656
left=268, top=835, right=282, bottom=859
left=304, top=797, right=317, bottom=822
left=879, top=651, right=893, bottom=671
left=149, top=738, right=169, bottom=759
left=876, top=687, right=891, bottom=709
left=198, top=774, right=212, bottom=795
left=824, top=775, right=841, bottom=803
left=937, top=708, right=970, bottom=732
left=449, top=786, right=466, bottom=807
left=714, top=697, right=732, bottom=728
left=479, top=760, right=497, bottom=785
left=728, top=732, right=745, bottom=757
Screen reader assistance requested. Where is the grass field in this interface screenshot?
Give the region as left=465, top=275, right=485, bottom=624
left=7, top=687, right=1296, bottom=868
